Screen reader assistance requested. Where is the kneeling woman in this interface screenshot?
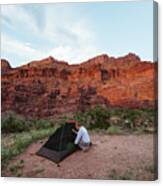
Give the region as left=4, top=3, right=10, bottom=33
left=72, top=121, right=91, bottom=151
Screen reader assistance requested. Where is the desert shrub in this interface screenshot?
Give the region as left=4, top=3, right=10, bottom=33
left=75, top=105, right=111, bottom=130
left=74, top=106, right=156, bottom=133
left=74, top=112, right=91, bottom=128
left=1, top=127, right=56, bottom=168
left=9, top=160, right=24, bottom=177
left=145, top=164, right=155, bottom=174
left=108, top=169, right=134, bottom=180
left=123, top=119, right=134, bottom=129
left=57, top=116, right=70, bottom=126
left=88, top=106, right=111, bottom=129
left=1, top=111, right=29, bottom=133
left=107, top=125, right=122, bottom=135
left=32, top=119, right=54, bottom=130
left=111, top=108, right=156, bottom=131
left=1, top=111, right=56, bottom=133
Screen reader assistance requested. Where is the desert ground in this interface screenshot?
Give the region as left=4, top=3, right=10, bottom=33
left=2, top=133, right=157, bottom=180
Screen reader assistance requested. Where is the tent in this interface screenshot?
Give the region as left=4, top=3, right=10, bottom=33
left=36, top=121, right=78, bottom=163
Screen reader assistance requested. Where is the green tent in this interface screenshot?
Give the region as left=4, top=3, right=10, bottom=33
left=37, top=121, right=78, bottom=163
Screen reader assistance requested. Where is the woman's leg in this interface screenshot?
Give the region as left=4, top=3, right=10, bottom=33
left=78, top=141, right=90, bottom=151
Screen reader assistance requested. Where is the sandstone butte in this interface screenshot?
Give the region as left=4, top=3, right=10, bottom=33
left=1, top=53, right=158, bottom=118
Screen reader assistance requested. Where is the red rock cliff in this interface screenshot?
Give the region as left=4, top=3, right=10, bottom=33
left=1, top=53, right=157, bottom=118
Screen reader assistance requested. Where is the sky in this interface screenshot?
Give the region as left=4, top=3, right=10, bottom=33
left=1, top=1, right=155, bottom=67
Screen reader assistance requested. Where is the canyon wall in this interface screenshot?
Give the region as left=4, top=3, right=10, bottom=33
left=1, top=53, right=157, bottom=118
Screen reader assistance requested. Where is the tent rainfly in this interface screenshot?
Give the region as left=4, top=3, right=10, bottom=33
left=36, top=121, right=78, bottom=163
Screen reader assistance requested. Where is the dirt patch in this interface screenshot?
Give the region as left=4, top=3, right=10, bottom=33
left=2, top=133, right=157, bottom=180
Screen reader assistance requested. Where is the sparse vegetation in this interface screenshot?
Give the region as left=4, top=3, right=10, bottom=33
left=107, top=125, right=122, bottom=135
left=2, top=127, right=56, bottom=168
left=145, top=164, right=155, bottom=174
left=1, top=111, right=55, bottom=133
left=74, top=106, right=156, bottom=134
left=74, top=105, right=111, bottom=129
left=1, top=111, right=29, bottom=133
left=9, top=160, right=25, bottom=177
left=108, top=169, right=135, bottom=180
left=1, top=111, right=66, bottom=169
left=1, top=106, right=157, bottom=172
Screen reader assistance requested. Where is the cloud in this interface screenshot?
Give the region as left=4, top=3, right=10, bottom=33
left=1, top=33, right=46, bottom=66
left=1, top=5, right=39, bottom=34
left=48, top=44, right=100, bottom=64
left=1, top=4, right=101, bottom=67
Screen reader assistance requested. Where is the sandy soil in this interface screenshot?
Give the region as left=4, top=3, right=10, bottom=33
left=3, top=133, right=157, bottom=180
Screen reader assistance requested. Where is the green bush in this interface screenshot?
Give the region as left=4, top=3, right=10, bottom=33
left=75, top=105, right=111, bottom=130
left=1, top=111, right=29, bottom=133
left=107, top=125, right=122, bottom=135
left=1, top=107, right=156, bottom=135
left=74, top=106, right=156, bottom=133
left=32, top=119, right=54, bottom=130
left=1, top=111, right=56, bottom=133
left=1, top=127, right=56, bottom=168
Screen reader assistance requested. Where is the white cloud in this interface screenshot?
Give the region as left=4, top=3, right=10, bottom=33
left=1, top=5, right=39, bottom=33
left=1, top=4, right=102, bottom=66
left=48, top=44, right=100, bottom=64
left=1, top=34, right=46, bottom=66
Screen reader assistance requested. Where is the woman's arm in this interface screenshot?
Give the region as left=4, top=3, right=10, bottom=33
left=72, top=129, right=78, bottom=134
left=74, top=129, right=82, bottom=145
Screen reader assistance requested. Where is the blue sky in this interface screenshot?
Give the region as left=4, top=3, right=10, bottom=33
left=1, top=1, right=155, bottom=67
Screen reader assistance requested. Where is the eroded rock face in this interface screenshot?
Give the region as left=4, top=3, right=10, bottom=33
left=1, top=54, right=157, bottom=118
left=1, top=59, right=11, bottom=75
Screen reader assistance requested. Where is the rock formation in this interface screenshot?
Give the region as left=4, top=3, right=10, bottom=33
left=1, top=53, right=157, bottom=118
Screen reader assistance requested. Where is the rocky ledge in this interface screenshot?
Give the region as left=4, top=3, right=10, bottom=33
left=1, top=53, right=157, bottom=118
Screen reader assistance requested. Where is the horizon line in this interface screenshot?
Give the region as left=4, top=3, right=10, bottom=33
left=1, top=52, right=156, bottom=68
